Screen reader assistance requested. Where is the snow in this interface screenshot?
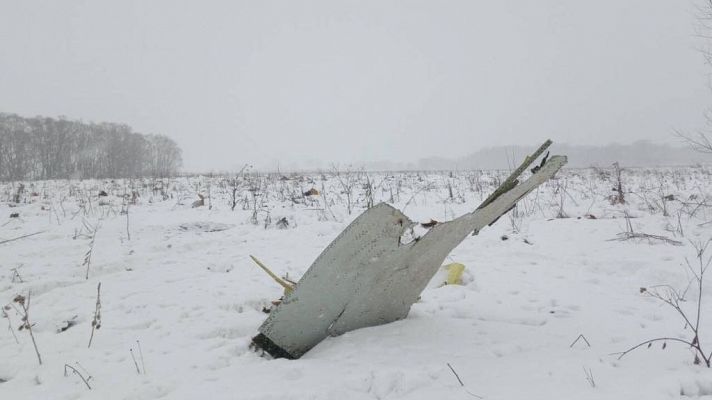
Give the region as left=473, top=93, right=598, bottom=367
left=2, top=167, right=712, bottom=399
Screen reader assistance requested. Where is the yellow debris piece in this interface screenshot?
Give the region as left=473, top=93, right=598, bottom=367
left=250, top=255, right=294, bottom=295
left=444, top=262, right=465, bottom=285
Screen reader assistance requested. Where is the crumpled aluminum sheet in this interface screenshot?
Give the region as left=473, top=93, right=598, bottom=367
left=258, top=156, right=567, bottom=358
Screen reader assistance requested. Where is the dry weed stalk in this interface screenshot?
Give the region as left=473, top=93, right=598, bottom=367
left=2, top=305, right=19, bottom=344
left=88, top=282, right=102, bottom=348
left=64, top=364, right=92, bottom=390
left=82, top=220, right=101, bottom=280
left=13, top=292, right=42, bottom=365
left=616, top=240, right=712, bottom=367
left=610, top=213, right=683, bottom=246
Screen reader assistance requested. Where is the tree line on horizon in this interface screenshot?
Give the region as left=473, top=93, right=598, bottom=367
left=0, top=113, right=182, bottom=181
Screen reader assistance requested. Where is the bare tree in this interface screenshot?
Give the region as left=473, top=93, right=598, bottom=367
left=0, top=113, right=183, bottom=181
left=676, top=2, right=712, bottom=156
left=676, top=130, right=712, bottom=154
left=617, top=240, right=712, bottom=367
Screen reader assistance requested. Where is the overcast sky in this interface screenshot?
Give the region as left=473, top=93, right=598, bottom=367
left=1, top=0, right=710, bottom=171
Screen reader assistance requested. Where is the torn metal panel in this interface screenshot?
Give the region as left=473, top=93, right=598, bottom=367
left=257, top=155, right=567, bottom=359
left=255, top=203, right=410, bottom=358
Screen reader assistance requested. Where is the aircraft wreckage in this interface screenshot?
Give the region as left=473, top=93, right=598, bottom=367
left=252, top=140, right=567, bottom=359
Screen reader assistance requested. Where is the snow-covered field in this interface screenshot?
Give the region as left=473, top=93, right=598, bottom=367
left=2, top=166, right=712, bottom=399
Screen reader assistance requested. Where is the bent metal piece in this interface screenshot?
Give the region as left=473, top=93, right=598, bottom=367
left=254, top=153, right=567, bottom=359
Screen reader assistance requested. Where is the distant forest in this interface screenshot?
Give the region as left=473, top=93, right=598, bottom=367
left=362, top=140, right=710, bottom=171
left=0, top=113, right=182, bottom=181
left=428, top=141, right=710, bottom=170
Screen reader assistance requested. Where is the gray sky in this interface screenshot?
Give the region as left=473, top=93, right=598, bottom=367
left=1, top=0, right=710, bottom=171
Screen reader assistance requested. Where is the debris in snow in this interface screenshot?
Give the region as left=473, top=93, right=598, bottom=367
left=249, top=255, right=294, bottom=295
left=610, top=214, right=683, bottom=246
left=207, top=263, right=234, bottom=273
left=178, top=221, right=233, bottom=233
left=253, top=140, right=567, bottom=359
left=57, top=315, right=79, bottom=333
left=444, top=263, right=465, bottom=285
left=191, top=194, right=205, bottom=208
left=276, top=217, right=289, bottom=229
left=421, top=219, right=439, bottom=228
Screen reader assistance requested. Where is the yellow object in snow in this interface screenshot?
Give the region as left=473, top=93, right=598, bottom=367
left=444, top=262, right=465, bottom=285
left=250, top=255, right=295, bottom=295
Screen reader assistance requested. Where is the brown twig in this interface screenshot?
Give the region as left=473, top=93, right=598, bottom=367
left=82, top=221, right=100, bottom=280
left=10, top=265, right=24, bottom=283
left=130, top=348, right=141, bottom=374
left=64, top=364, right=92, bottom=390
left=446, top=363, right=483, bottom=398
left=609, top=213, right=682, bottom=245
left=14, top=292, right=42, bottom=365
left=88, top=282, right=102, bottom=348
left=0, top=231, right=45, bottom=245
left=137, top=340, right=146, bottom=374
left=613, top=337, right=695, bottom=360
left=583, top=367, right=596, bottom=388
left=618, top=240, right=712, bottom=367
left=570, top=334, right=591, bottom=348
left=2, top=306, right=19, bottom=344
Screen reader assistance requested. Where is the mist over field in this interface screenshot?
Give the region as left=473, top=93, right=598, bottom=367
left=404, top=141, right=712, bottom=171
left=1, top=0, right=711, bottom=171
